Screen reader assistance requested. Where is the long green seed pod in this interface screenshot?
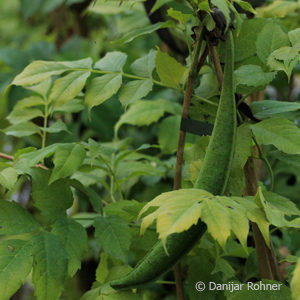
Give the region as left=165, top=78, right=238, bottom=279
left=111, top=31, right=236, bottom=290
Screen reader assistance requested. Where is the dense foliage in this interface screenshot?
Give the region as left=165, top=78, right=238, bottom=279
left=1, top=0, right=300, bottom=299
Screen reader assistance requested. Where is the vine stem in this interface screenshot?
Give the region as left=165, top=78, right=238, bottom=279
left=252, top=135, right=274, bottom=191
left=69, top=67, right=217, bottom=108
left=173, top=26, right=208, bottom=300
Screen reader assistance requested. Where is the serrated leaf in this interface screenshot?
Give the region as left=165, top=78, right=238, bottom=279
left=85, top=74, right=122, bottom=110
left=96, top=252, right=109, bottom=285
left=234, top=196, right=270, bottom=245
left=289, top=28, right=300, bottom=46
left=234, top=65, right=275, bottom=88
left=94, top=51, right=127, bottom=72
left=115, top=99, right=181, bottom=133
left=201, top=199, right=232, bottom=248
left=49, top=143, right=86, bottom=184
left=233, top=18, right=267, bottom=62
left=0, top=239, right=33, bottom=300
left=94, top=216, right=131, bottom=263
left=12, top=58, right=92, bottom=86
left=139, top=189, right=213, bottom=240
left=291, top=258, right=300, bottom=300
left=155, top=49, right=186, bottom=88
left=251, top=100, right=300, bottom=119
left=139, top=189, right=251, bottom=250
left=31, top=232, right=68, bottom=300
left=251, top=117, right=300, bottom=155
left=255, top=189, right=300, bottom=227
left=50, top=71, right=90, bottom=108
left=2, top=121, right=41, bottom=137
left=0, top=200, right=40, bottom=236
left=157, top=115, right=180, bottom=154
left=267, top=46, right=300, bottom=80
left=130, top=50, right=156, bottom=78
left=52, top=218, right=88, bottom=276
left=31, top=169, right=73, bottom=222
left=118, top=79, right=153, bottom=107
left=256, top=22, right=290, bottom=64
left=41, top=120, right=70, bottom=133
left=0, top=167, right=18, bottom=190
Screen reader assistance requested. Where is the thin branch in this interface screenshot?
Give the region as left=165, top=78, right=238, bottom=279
left=173, top=26, right=208, bottom=300
left=0, top=151, right=107, bottom=205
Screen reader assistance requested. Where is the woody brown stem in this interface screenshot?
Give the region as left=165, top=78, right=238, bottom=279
left=173, top=28, right=208, bottom=300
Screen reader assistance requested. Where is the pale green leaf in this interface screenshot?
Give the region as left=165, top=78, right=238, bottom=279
left=14, top=144, right=58, bottom=174
left=25, top=78, right=52, bottom=99
left=49, top=143, right=86, bottom=184
left=234, top=65, right=275, bottom=88
left=251, top=100, right=300, bottom=119
left=0, top=167, right=18, bottom=190
left=167, top=8, right=191, bottom=26
left=256, top=22, right=290, bottom=64
left=195, top=70, right=219, bottom=99
left=52, top=218, right=88, bottom=276
left=41, top=120, right=70, bottom=133
left=289, top=28, right=300, bottom=46
left=31, top=232, right=68, bottom=300
left=0, top=200, right=40, bottom=236
left=115, top=99, right=181, bottom=133
left=85, top=74, right=122, bottom=110
left=234, top=0, right=256, bottom=14
left=157, top=115, right=180, bottom=154
left=52, top=98, right=85, bottom=113
left=201, top=199, right=231, bottom=248
left=139, top=189, right=213, bottom=239
left=257, top=0, right=299, bottom=18
left=7, top=108, right=43, bottom=125
left=31, top=169, right=73, bottom=222
left=155, top=49, right=186, bottom=88
left=255, top=189, right=300, bottom=227
left=2, top=122, right=41, bottom=137
left=291, top=258, right=300, bottom=300
left=113, top=22, right=171, bottom=44
left=94, top=51, right=127, bottom=72
left=12, top=58, right=93, bottom=86
left=94, top=216, right=131, bottom=263
left=251, top=117, right=300, bottom=155
left=50, top=71, right=90, bottom=108
left=14, top=96, right=44, bottom=109
left=0, top=240, right=33, bottom=300
left=267, top=46, right=300, bottom=80
left=119, top=79, right=153, bottom=106
left=234, top=196, right=270, bottom=245
left=130, top=50, right=156, bottom=78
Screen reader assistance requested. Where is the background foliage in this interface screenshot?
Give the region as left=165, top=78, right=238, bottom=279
left=1, top=0, right=300, bottom=299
